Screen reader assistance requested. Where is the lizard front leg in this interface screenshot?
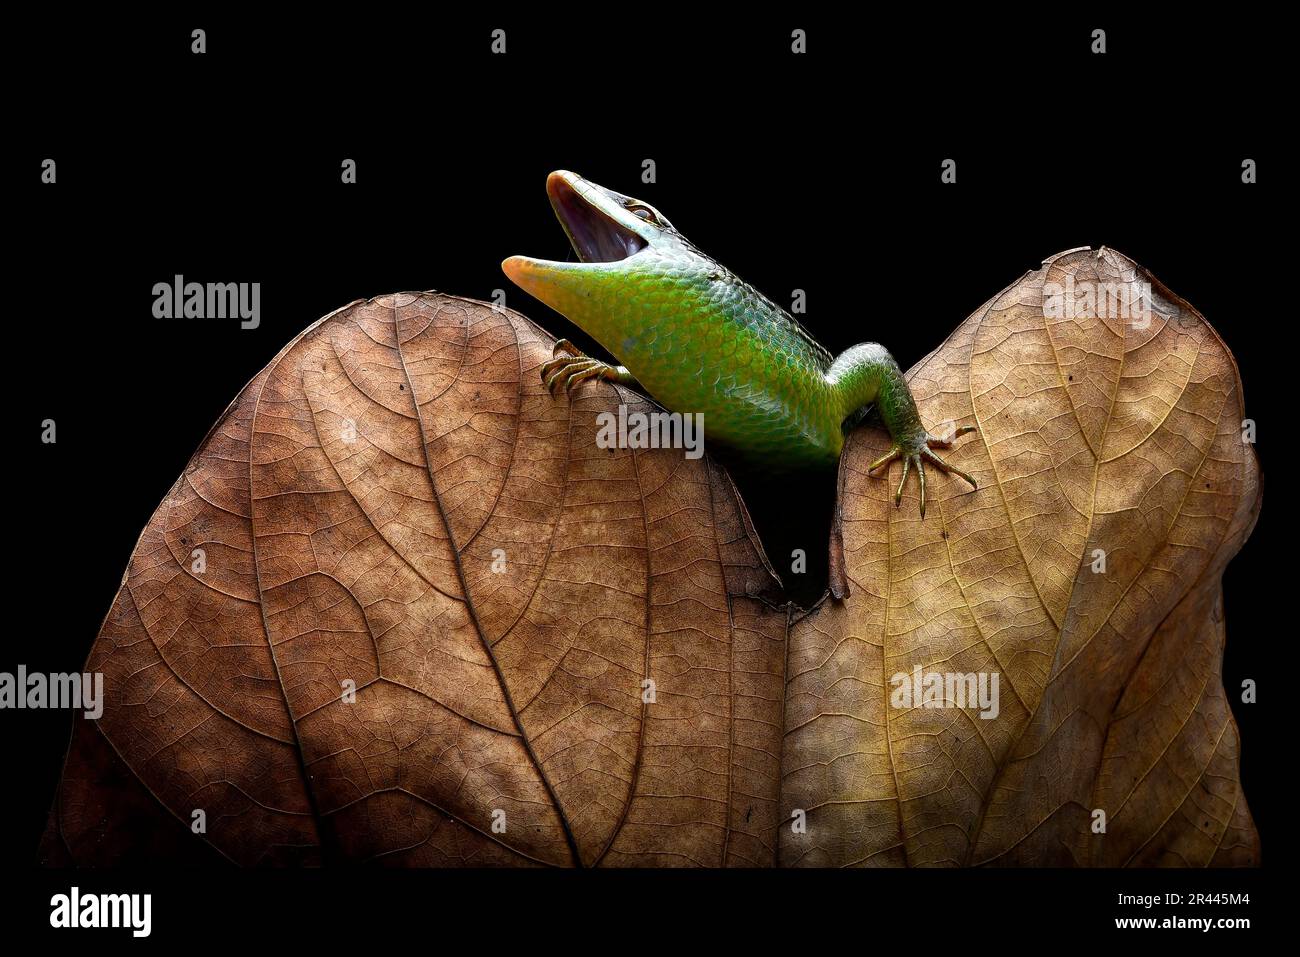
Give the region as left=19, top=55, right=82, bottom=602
left=541, top=339, right=642, bottom=394
left=825, top=342, right=978, bottom=517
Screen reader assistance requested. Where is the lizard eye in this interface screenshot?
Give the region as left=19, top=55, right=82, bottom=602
left=627, top=203, right=666, bottom=227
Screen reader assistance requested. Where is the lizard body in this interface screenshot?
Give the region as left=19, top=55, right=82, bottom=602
left=503, top=171, right=976, bottom=514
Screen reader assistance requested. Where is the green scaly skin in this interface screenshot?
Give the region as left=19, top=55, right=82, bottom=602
left=503, top=171, right=977, bottom=516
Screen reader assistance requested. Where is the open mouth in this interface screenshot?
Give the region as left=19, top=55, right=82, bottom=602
left=547, top=171, right=647, bottom=263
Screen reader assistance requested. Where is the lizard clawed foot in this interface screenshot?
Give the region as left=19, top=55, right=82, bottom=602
left=866, top=426, right=979, bottom=518
left=541, top=341, right=620, bottom=395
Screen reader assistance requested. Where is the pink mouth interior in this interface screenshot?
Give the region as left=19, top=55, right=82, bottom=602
left=549, top=180, right=647, bottom=263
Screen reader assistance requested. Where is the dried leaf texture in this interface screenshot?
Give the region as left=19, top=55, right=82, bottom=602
left=42, top=293, right=788, bottom=867
left=782, top=248, right=1259, bottom=867
left=44, top=248, right=1259, bottom=867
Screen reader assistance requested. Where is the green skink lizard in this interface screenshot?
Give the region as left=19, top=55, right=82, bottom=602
left=502, top=170, right=977, bottom=516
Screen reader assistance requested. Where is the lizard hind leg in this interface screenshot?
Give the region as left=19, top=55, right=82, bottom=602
left=866, top=428, right=979, bottom=517
left=830, top=341, right=979, bottom=517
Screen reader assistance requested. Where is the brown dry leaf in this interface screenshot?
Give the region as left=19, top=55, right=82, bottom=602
left=42, top=292, right=787, bottom=867
left=787, top=247, right=1260, bottom=867
left=42, top=247, right=1260, bottom=867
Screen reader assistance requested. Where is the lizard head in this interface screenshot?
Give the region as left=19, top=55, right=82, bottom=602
left=502, top=171, right=715, bottom=336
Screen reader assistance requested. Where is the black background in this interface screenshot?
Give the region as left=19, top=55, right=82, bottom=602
left=6, top=10, right=1280, bottom=940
